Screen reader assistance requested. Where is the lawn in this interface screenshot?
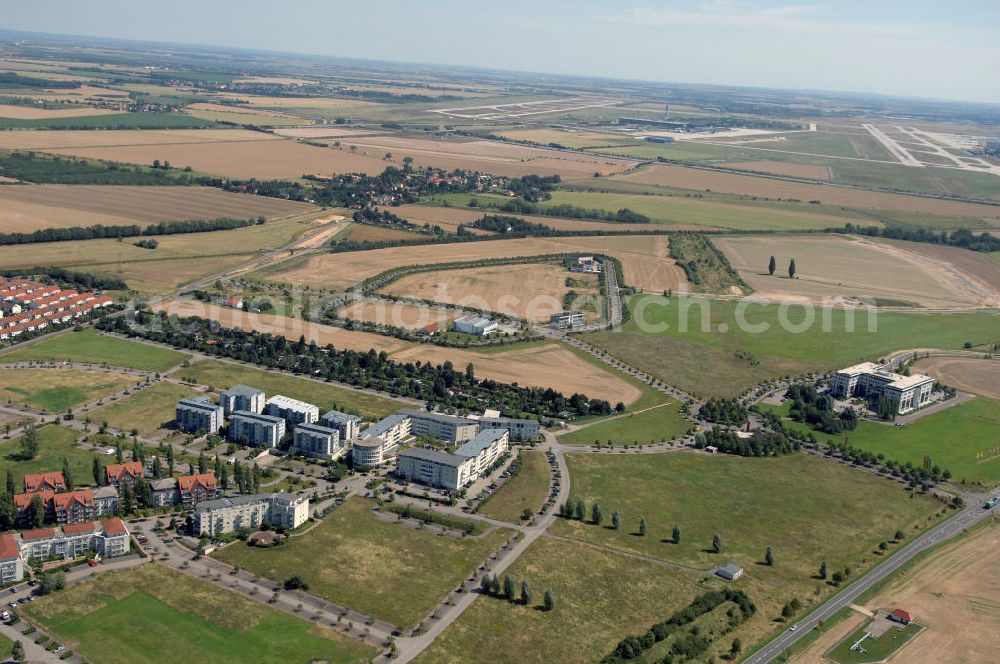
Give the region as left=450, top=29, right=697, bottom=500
left=181, top=359, right=405, bottom=421
left=551, top=452, right=943, bottom=582
left=559, top=401, right=690, bottom=446
left=0, top=367, right=134, bottom=412
left=584, top=295, right=1000, bottom=397
left=477, top=451, right=550, bottom=522
left=214, top=497, right=511, bottom=628
left=87, top=382, right=199, bottom=435
left=0, top=425, right=104, bottom=490
left=826, top=621, right=923, bottom=663
left=1, top=329, right=188, bottom=372
left=21, top=565, right=374, bottom=664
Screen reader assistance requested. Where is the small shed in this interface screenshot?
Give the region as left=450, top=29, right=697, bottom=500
left=716, top=563, right=744, bottom=581
left=888, top=609, right=912, bottom=625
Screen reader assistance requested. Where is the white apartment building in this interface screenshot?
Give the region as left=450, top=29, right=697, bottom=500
left=228, top=410, right=286, bottom=448
left=264, top=395, right=319, bottom=425
left=292, top=422, right=344, bottom=461
left=351, top=435, right=398, bottom=468
left=193, top=492, right=309, bottom=537
left=219, top=384, right=266, bottom=416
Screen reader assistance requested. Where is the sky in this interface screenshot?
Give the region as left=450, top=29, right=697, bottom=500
left=6, top=0, right=1000, bottom=104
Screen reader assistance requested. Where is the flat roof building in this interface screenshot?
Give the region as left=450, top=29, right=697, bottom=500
left=550, top=311, right=584, bottom=329
left=229, top=410, right=286, bottom=448
left=352, top=435, right=398, bottom=468
left=219, top=384, right=265, bottom=416
left=264, top=395, right=319, bottom=426
left=360, top=412, right=411, bottom=447
left=396, top=448, right=474, bottom=492
left=400, top=409, right=479, bottom=445
left=176, top=395, right=224, bottom=434
left=453, top=314, right=498, bottom=336
left=293, top=422, right=344, bottom=461
left=477, top=416, right=540, bottom=441
left=321, top=409, right=362, bottom=441
left=193, top=492, right=309, bottom=537
left=833, top=362, right=935, bottom=415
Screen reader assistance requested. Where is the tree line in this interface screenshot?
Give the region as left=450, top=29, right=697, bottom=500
left=0, top=217, right=260, bottom=246
left=836, top=224, right=1000, bottom=253
left=0, top=266, right=127, bottom=291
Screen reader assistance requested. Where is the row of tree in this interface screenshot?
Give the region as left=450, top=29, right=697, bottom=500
left=0, top=217, right=258, bottom=246
left=479, top=572, right=554, bottom=611
left=696, top=426, right=800, bottom=457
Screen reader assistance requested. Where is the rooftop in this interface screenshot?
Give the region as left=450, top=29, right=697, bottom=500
left=265, top=394, right=319, bottom=411
left=455, top=428, right=507, bottom=458
left=399, top=446, right=470, bottom=467
left=322, top=409, right=361, bottom=424
left=454, top=314, right=494, bottom=327
left=0, top=535, right=18, bottom=561
left=178, top=396, right=220, bottom=411
left=361, top=412, right=410, bottom=439
left=231, top=410, right=285, bottom=425
left=194, top=493, right=271, bottom=513
left=100, top=517, right=128, bottom=536
left=221, top=384, right=264, bottom=398
left=295, top=422, right=340, bottom=436
left=399, top=409, right=477, bottom=426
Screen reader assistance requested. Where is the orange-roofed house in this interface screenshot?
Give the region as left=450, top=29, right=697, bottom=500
left=177, top=473, right=218, bottom=507
left=23, top=471, right=66, bottom=494
left=0, top=534, right=21, bottom=584
left=105, top=461, right=144, bottom=488
left=14, top=489, right=96, bottom=527
left=97, top=517, right=130, bottom=557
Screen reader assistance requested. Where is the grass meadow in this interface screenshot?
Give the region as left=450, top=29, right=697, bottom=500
left=476, top=451, right=551, bottom=522
left=0, top=367, right=134, bottom=412
left=0, top=425, right=104, bottom=490
left=87, top=382, right=199, bottom=435
left=1, top=329, right=188, bottom=372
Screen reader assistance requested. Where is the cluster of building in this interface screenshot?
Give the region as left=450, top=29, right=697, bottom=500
left=569, top=255, right=602, bottom=274
left=549, top=311, right=584, bottom=329
left=833, top=362, right=935, bottom=415
left=0, top=518, right=130, bottom=584
left=0, top=278, right=113, bottom=341
left=192, top=492, right=309, bottom=537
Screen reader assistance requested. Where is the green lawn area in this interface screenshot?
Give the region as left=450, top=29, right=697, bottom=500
left=583, top=295, right=1000, bottom=397
left=0, top=631, right=12, bottom=660
left=214, top=497, right=511, bottom=628
left=0, top=367, right=134, bottom=412
left=0, top=112, right=212, bottom=129
left=551, top=452, right=943, bottom=582
left=181, top=359, right=405, bottom=421
left=22, top=565, right=373, bottom=664
left=827, top=620, right=923, bottom=663
left=559, top=400, right=690, bottom=446
left=0, top=425, right=104, bottom=490
left=1, top=329, right=188, bottom=372
left=87, top=382, right=199, bottom=435
left=477, top=451, right=550, bottom=522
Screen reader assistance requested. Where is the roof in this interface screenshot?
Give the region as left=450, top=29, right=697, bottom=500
left=265, top=395, right=319, bottom=412
left=890, top=609, right=912, bottom=621
left=194, top=493, right=270, bottom=513
left=454, top=314, right=495, bottom=328
left=92, top=485, right=119, bottom=499
left=177, top=396, right=221, bottom=412
left=149, top=478, right=178, bottom=491
left=716, top=563, right=743, bottom=577
left=321, top=409, right=361, bottom=425
left=62, top=522, right=96, bottom=535
left=837, top=362, right=882, bottom=376
left=177, top=473, right=216, bottom=493
left=106, top=461, right=144, bottom=481
left=100, top=517, right=128, bottom=536
left=361, top=412, right=410, bottom=439
left=20, top=528, right=57, bottom=541
left=455, top=429, right=508, bottom=458
left=295, top=422, right=339, bottom=437
left=23, top=471, right=65, bottom=493
left=352, top=435, right=385, bottom=450
left=222, top=384, right=264, bottom=398
left=231, top=409, right=284, bottom=425
left=398, top=447, right=470, bottom=468
left=400, top=409, right=477, bottom=426
left=0, top=535, right=18, bottom=562
left=52, top=490, right=94, bottom=508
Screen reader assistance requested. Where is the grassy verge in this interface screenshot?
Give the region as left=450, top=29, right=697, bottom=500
left=0, top=425, right=109, bottom=491
left=477, top=451, right=551, bottom=521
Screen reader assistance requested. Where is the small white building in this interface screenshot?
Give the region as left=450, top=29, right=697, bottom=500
left=453, top=314, right=499, bottom=336
left=716, top=563, right=744, bottom=581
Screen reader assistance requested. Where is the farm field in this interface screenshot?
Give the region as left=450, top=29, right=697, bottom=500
left=584, top=294, right=1000, bottom=397
left=381, top=262, right=600, bottom=322
left=0, top=367, right=133, bottom=411
left=215, top=497, right=511, bottom=628
left=876, top=238, right=1000, bottom=295
left=476, top=450, right=550, bottom=522
left=724, top=160, right=832, bottom=179
left=271, top=127, right=388, bottom=139
left=177, top=359, right=405, bottom=421
left=911, top=356, right=1000, bottom=401
left=551, top=452, right=943, bottom=590
left=394, top=203, right=659, bottom=233
left=0, top=425, right=105, bottom=490
left=0, top=128, right=284, bottom=150
left=0, top=104, right=120, bottom=119
left=610, top=163, right=1000, bottom=223
left=343, top=223, right=424, bottom=243
left=1, top=329, right=188, bottom=372
left=266, top=235, right=686, bottom=292
left=0, top=184, right=316, bottom=233
left=714, top=234, right=999, bottom=308
left=87, top=382, right=199, bottom=435
left=544, top=189, right=862, bottom=231
left=0, top=112, right=212, bottom=130
left=22, top=565, right=374, bottom=664
left=496, top=127, right=643, bottom=148
left=792, top=520, right=1000, bottom=664
left=558, top=400, right=689, bottom=446
left=337, top=299, right=457, bottom=331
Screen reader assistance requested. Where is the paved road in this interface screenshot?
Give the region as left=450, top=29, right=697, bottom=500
left=744, top=500, right=995, bottom=664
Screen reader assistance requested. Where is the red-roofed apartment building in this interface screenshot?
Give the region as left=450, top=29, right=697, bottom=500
left=177, top=473, right=218, bottom=507
left=12, top=519, right=129, bottom=580
left=0, top=534, right=23, bottom=584
left=105, top=461, right=144, bottom=488
left=23, top=471, right=66, bottom=494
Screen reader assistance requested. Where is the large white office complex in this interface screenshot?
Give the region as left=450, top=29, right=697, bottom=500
left=292, top=422, right=344, bottom=460
left=228, top=410, right=286, bottom=447
left=833, top=362, right=935, bottom=415
left=193, top=492, right=309, bottom=536
left=175, top=396, right=224, bottom=434
left=264, top=395, right=320, bottom=425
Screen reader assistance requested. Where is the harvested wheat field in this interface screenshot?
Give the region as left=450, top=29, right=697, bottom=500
left=337, top=300, right=457, bottom=330
left=382, top=263, right=600, bottom=322
left=876, top=239, right=1000, bottom=295
left=345, top=224, right=424, bottom=243
left=0, top=104, right=121, bottom=120
left=157, top=300, right=639, bottom=403
left=911, top=357, right=1000, bottom=401
left=616, top=163, right=1000, bottom=221
left=0, top=184, right=317, bottom=233
left=185, top=102, right=297, bottom=117
left=214, top=94, right=379, bottom=110
left=267, top=235, right=685, bottom=292
left=0, top=128, right=280, bottom=150
left=792, top=520, right=1000, bottom=664
left=272, top=127, right=388, bottom=139
left=393, top=204, right=660, bottom=233
left=715, top=234, right=999, bottom=308
left=723, top=160, right=831, bottom=179
left=50, top=139, right=390, bottom=179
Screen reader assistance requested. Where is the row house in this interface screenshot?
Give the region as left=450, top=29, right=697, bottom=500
left=13, top=489, right=97, bottom=527
left=23, top=471, right=66, bottom=494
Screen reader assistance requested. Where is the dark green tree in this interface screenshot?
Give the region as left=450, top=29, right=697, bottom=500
left=592, top=503, right=603, bottom=526
left=520, top=580, right=533, bottom=605
left=5, top=469, right=14, bottom=496
left=713, top=533, right=723, bottom=553
left=198, top=452, right=208, bottom=475
left=27, top=494, right=44, bottom=528
left=480, top=573, right=492, bottom=594
left=819, top=561, right=828, bottom=579
left=503, top=574, right=516, bottom=601
left=639, top=517, right=647, bottom=537
left=788, top=258, right=797, bottom=279
left=92, top=458, right=103, bottom=486
left=672, top=524, right=681, bottom=544
left=543, top=589, right=555, bottom=612
left=768, top=256, right=776, bottom=276
left=765, top=546, right=775, bottom=566
left=574, top=498, right=585, bottom=521
left=611, top=511, right=621, bottom=530
left=20, top=424, right=39, bottom=459
left=11, top=639, right=23, bottom=664
left=167, top=445, right=175, bottom=476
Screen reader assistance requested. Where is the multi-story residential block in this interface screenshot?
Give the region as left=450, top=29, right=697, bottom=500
left=149, top=478, right=180, bottom=507
left=105, top=461, right=144, bottom=488
left=0, top=535, right=22, bottom=584
left=832, top=362, right=935, bottom=415
left=92, top=485, right=119, bottom=516
left=15, top=518, right=129, bottom=568
left=192, top=493, right=309, bottom=537
left=177, top=473, right=218, bottom=507
left=23, top=471, right=66, bottom=494
left=292, top=423, right=344, bottom=461
left=264, top=395, right=319, bottom=426
left=400, top=410, right=479, bottom=445
left=360, top=412, right=411, bottom=448
left=228, top=410, right=286, bottom=448
left=476, top=416, right=540, bottom=441
left=219, top=384, right=265, bottom=416
left=320, top=409, right=361, bottom=441
left=455, top=429, right=510, bottom=479
left=395, top=448, right=474, bottom=491
left=175, top=395, right=224, bottom=434
left=13, top=489, right=97, bottom=527
left=351, top=436, right=398, bottom=468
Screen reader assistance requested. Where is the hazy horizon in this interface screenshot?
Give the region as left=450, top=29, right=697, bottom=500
left=5, top=0, right=1000, bottom=105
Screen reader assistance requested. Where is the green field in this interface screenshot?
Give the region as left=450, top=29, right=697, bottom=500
left=827, top=620, right=923, bottom=663
left=0, top=425, right=104, bottom=490
left=182, top=359, right=405, bottom=421
left=551, top=452, right=942, bottom=580
left=559, top=401, right=690, bottom=446
left=584, top=295, right=1000, bottom=397
left=0, top=112, right=212, bottom=129
left=0, top=367, right=134, bottom=411
left=87, top=381, right=199, bottom=435
left=1, top=329, right=188, bottom=372
left=214, top=497, right=510, bottom=628
left=477, top=451, right=550, bottom=521
left=22, top=565, right=373, bottom=664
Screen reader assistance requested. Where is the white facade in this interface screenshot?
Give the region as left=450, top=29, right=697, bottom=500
left=228, top=410, right=286, bottom=448
left=193, top=493, right=309, bottom=536
left=453, top=314, right=498, bottom=336
left=264, top=395, right=319, bottom=425
left=176, top=396, right=224, bottom=434
left=219, top=385, right=265, bottom=416
left=351, top=436, right=398, bottom=467
left=833, top=362, right=935, bottom=415
left=293, top=423, right=344, bottom=461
